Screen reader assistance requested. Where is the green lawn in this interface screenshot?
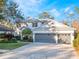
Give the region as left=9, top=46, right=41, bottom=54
left=0, top=42, right=29, bottom=50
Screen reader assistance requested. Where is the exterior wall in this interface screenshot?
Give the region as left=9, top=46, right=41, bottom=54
left=27, top=20, right=49, bottom=29
left=26, top=18, right=75, bottom=44
left=58, top=34, right=71, bottom=44
left=20, top=23, right=27, bottom=27
left=38, top=22, right=42, bottom=27
left=27, top=23, right=32, bottom=29
left=70, top=33, right=74, bottom=45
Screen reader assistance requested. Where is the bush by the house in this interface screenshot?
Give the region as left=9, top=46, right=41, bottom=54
left=22, top=28, right=32, bottom=35
left=0, top=33, right=17, bottom=43
left=4, top=34, right=14, bottom=40
left=14, top=36, right=21, bottom=40
left=23, top=35, right=33, bottom=42
left=0, top=33, right=14, bottom=40
left=22, top=28, right=33, bottom=42
left=73, top=32, right=79, bottom=47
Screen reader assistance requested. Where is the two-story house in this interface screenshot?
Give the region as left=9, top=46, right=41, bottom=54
left=26, top=18, right=75, bottom=44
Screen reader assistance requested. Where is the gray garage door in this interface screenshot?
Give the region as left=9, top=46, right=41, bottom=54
left=35, top=33, right=56, bottom=43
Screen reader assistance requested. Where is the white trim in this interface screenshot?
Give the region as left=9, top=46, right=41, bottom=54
left=33, top=33, right=35, bottom=42
left=55, top=34, right=58, bottom=44
left=71, top=33, right=74, bottom=45
left=33, top=31, right=74, bottom=34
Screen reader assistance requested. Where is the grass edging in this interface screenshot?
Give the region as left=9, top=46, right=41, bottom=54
left=0, top=42, right=30, bottom=50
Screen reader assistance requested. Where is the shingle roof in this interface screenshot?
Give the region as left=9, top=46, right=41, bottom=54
left=32, top=26, right=74, bottom=31
left=26, top=19, right=40, bottom=23
left=55, top=27, right=74, bottom=31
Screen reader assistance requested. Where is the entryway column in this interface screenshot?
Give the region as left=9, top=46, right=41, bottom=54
left=55, top=34, right=58, bottom=44
left=33, top=33, right=35, bottom=42
left=71, top=33, right=74, bottom=45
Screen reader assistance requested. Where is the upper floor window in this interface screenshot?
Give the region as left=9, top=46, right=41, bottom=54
left=41, top=22, right=47, bottom=25
left=42, top=22, right=44, bottom=24
left=32, top=23, right=37, bottom=27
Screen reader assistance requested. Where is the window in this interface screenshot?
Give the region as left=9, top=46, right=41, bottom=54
left=32, top=23, right=37, bottom=27
left=41, top=22, right=48, bottom=25
left=42, top=22, right=44, bottom=24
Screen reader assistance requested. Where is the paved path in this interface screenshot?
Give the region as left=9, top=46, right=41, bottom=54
left=0, top=43, right=78, bottom=59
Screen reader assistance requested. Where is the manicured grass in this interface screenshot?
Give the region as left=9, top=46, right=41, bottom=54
left=0, top=42, right=29, bottom=50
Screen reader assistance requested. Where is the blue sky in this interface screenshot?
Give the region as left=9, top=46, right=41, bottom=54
left=14, top=0, right=79, bottom=21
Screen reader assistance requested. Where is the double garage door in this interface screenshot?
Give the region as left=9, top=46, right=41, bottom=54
left=35, top=33, right=56, bottom=43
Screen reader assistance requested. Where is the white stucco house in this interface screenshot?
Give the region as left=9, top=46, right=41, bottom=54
left=26, top=18, right=75, bottom=44
left=15, top=18, right=75, bottom=44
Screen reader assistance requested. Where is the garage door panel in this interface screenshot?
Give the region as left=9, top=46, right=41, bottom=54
left=35, top=33, right=56, bottom=43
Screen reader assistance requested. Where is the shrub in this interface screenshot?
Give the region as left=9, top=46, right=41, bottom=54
left=73, top=33, right=79, bottom=47
left=22, top=28, right=33, bottom=42
left=0, top=33, right=14, bottom=40
left=22, top=35, right=33, bottom=42
left=23, top=35, right=28, bottom=41
left=14, top=36, right=21, bottom=40
left=22, top=28, right=32, bottom=35
left=0, top=38, right=17, bottom=43
left=5, top=34, right=14, bottom=40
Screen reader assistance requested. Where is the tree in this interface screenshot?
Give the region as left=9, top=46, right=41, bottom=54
left=5, top=1, right=24, bottom=22
left=62, top=20, right=69, bottom=26
left=73, top=33, right=79, bottom=47
left=0, top=15, right=4, bottom=19
left=0, top=0, right=11, bottom=27
left=0, top=0, right=5, bottom=20
left=73, top=6, right=79, bottom=48
left=22, top=28, right=32, bottom=42
left=72, top=20, right=79, bottom=32
left=39, top=12, right=54, bottom=19
left=22, top=29, right=32, bottom=35
left=67, top=11, right=75, bottom=25
left=2, top=0, right=24, bottom=29
left=75, top=6, right=79, bottom=14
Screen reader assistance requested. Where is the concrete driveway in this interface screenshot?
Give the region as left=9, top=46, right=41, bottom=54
left=0, top=43, right=78, bottom=59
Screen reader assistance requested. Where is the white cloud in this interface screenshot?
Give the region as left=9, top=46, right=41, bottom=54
left=50, top=9, right=60, bottom=17
left=14, top=0, right=44, bottom=17
left=69, top=11, right=74, bottom=14
left=64, top=7, right=70, bottom=13
left=27, top=0, right=42, bottom=5
left=18, top=0, right=43, bottom=8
